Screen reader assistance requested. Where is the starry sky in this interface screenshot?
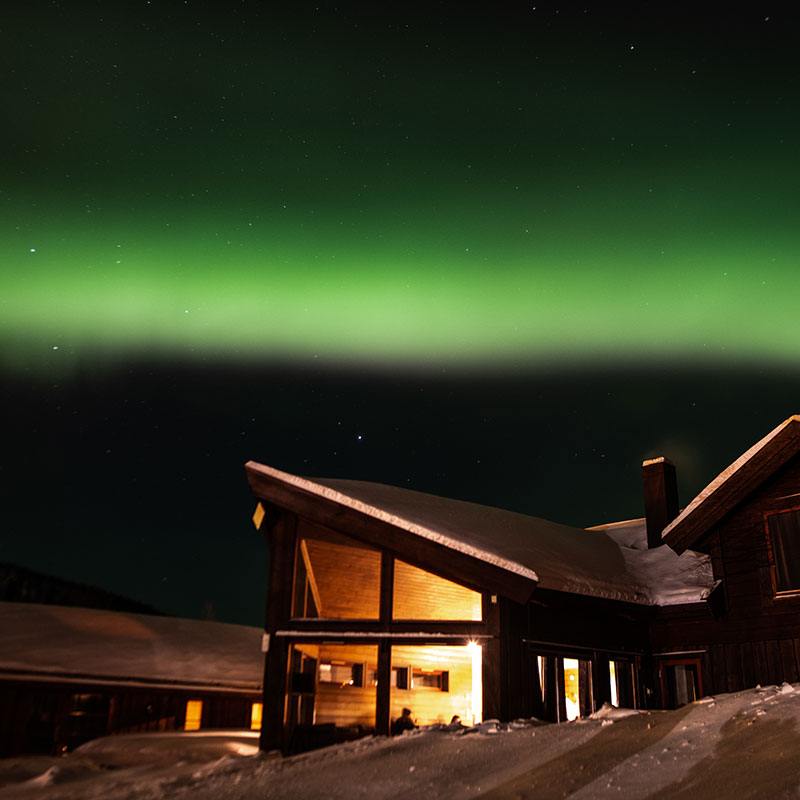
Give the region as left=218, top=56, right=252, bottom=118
left=2, top=3, right=799, bottom=625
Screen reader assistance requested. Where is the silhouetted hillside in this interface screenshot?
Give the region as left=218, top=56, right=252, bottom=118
left=0, top=563, right=163, bottom=615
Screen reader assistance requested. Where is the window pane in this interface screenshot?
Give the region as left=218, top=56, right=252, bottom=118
left=610, top=659, right=636, bottom=708
left=664, top=663, right=698, bottom=707
left=563, top=658, right=593, bottom=720
left=563, top=658, right=580, bottom=720
left=768, top=510, right=800, bottom=592
left=287, top=644, right=377, bottom=729
left=392, top=560, right=481, bottom=620
left=184, top=700, right=202, bottom=731
left=391, top=644, right=482, bottom=727
left=609, top=661, right=617, bottom=706
left=292, top=523, right=380, bottom=619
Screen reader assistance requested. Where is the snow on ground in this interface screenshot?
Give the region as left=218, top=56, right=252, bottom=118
left=4, top=684, right=800, bottom=799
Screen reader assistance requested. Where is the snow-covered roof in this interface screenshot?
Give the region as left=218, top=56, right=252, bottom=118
left=247, top=463, right=716, bottom=606
left=0, top=603, right=264, bottom=692
left=587, top=518, right=717, bottom=606
left=663, top=415, right=800, bottom=552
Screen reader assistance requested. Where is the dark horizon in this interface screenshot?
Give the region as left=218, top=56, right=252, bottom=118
left=4, top=358, right=798, bottom=626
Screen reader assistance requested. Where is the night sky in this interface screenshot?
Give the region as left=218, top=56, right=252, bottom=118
left=2, top=3, right=799, bottom=626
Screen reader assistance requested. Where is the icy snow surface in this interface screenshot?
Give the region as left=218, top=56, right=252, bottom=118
left=4, top=685, right=800, bottom=799
left=248, top=463, right=715, bottom=606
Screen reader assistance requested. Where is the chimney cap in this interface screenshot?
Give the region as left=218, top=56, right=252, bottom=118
left=642, top=456, right=675, bottom=468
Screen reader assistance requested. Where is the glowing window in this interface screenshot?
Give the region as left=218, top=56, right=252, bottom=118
left=184, top=699, right=202, bottom=731
left=296, top=644, right=377, bottom=730
left=412, top=669, right=449, bottom=690
left=292, top=523, right=380, bottom=619
left=563, top=658, right=580, bottom=721
left=609, top=661, right=618, bottom=706
left=319, top=661, right=364, bottom=687
left=391, top=644, right=482, bottom=727
left=392, top=560, right=481, bottom=620
left=250, top=702, right=263, bottom=730
left=562, top=657, right=593, bottom=720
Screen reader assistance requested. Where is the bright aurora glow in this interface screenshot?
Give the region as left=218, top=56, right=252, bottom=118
left=3, top=5, right=798, bottom=372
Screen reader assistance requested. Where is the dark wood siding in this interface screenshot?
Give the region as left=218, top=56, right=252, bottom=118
left=651, top=453, right=800, bottom=699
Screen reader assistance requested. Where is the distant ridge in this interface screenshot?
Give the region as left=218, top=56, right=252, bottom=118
left=0, top=563, right=163, bottom=615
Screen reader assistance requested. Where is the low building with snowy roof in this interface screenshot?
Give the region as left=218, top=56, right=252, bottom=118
left=0, top=603, right=264, bottom=757
left=245, top=415, right=800, bottom=753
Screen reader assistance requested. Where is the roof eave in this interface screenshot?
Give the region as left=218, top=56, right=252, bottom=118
left=662, top=416, right=800, bottom=553
left=245, top=461, right=538, bottom=605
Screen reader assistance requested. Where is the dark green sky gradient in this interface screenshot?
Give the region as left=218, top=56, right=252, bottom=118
left=4, top=4, right=799, bottom=371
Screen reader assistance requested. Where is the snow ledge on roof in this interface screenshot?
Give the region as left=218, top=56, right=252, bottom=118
left=588, top=518, right=716, bottom=606
left=250, top=463, right=539, bottom=583
left=663, top=415, right=800, bottom=540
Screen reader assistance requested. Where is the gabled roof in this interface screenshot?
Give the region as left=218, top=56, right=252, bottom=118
left=663, top=415, right=800, bottom=554
left=0, top=602, right=263, bottom=692
left=246, top=462, right=716, bottom=607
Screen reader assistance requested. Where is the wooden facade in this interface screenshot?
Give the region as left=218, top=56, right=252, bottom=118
left=0, top=678, right=260, bottom=758
left=247, top=416, right=800, bottom=753
left=655, top=420, right=800, bottom=699
left=247, top=464, right=656, bottom=753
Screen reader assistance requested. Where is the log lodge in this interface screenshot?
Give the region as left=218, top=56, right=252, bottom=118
left=246, top=415, right=800, bottom=752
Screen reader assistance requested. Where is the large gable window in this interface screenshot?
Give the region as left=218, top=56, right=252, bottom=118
left=292, top=523, right=381, bottom=619
left=767, top=508, right=800, bottom=593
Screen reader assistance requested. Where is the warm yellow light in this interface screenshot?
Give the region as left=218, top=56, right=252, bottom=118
left=467, top=641, right=482, bottom=725
left=250, top=702, right=263, bottom=730
left=609, top=661, right=618, bottom=706
left=184, top=699, right=203, bottom=731
left=252, top=502, right=266, bottom=530
left=563, top=659, right=579, bottom=721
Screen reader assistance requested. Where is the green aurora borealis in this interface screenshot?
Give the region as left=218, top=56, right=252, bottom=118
left=4, top=4, right=799, bottom=372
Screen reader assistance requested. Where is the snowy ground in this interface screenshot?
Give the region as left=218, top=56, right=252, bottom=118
left=4, top=684, right=800, bottom=799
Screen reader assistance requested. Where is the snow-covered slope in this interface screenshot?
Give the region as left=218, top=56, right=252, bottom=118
left=4, top=684, right=800, bottom=799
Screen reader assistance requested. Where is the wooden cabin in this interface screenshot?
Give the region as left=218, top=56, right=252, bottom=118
left=245, top=455, right=707, bottom=750
left=246, top=415, right=800, bottom=752
left=654, top=415, right=800, bottom=700
left=0, top=603, right=264, bottom=757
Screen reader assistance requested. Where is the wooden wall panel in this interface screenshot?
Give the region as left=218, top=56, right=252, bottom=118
left=765, top=640, right=782, bottom=685
left=392, top=560, right=481, bottom=621
left=724, top=643, right=741, bottom=693
left=739, top=641, right=755, bottom=689
left=752, top=640, right=768, bottom=685
left=709, top=644, right=727, bottom=695
left=779, top=639, right=798, bottom=683
left=651, top=455, right=800, bottom=704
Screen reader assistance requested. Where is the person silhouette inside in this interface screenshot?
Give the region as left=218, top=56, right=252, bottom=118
left=391, top=707, right=416, bottom=735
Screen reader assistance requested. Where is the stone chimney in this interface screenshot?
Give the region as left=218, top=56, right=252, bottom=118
left=642, top=457, right=679, bottom=549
